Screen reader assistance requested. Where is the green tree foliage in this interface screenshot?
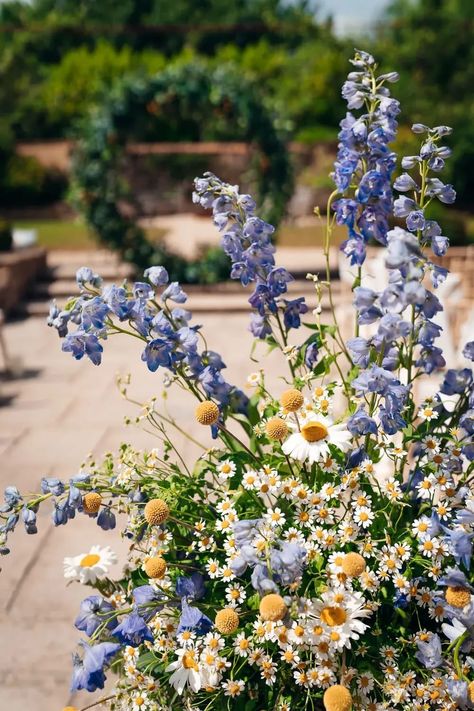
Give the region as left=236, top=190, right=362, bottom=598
left=374, top=0, right=474, bottom=204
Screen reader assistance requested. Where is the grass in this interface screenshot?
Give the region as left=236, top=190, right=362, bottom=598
left=13, top=219, right=166, bottom=250
left=14, top=218, right=347, bottom=251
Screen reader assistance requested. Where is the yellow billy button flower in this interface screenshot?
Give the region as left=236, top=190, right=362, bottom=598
left=259, top=593, right=287, bottom=622
left=323, top=685, right=353, bottom=711
left=63, top=707, right=78, bottom=711
left=468, top=681, right=474, bottom=703
left=265, top=417, right=289, bottom=441
left=144, top=498, right=170, bottom=526
left=215, top=608, right=239, bottom=635
left=301, top=421, right=328, bottom=442
left=341, top=552, right=366, bottom=578
left=82, top=492, right=102, bottom=514
left=445, top=586, right=471, bottom=609
left=280, top=388, right=304, bottom=412
left=144, top=556, right=167, bottom=579
left=195, top=400, right=220, bottom=426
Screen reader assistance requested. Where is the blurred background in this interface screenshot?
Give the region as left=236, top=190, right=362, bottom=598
left=0, top=1, right=473, bottom=709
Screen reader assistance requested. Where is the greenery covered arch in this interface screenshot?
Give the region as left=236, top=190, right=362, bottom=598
left=70, top=62, right=293, bottom=283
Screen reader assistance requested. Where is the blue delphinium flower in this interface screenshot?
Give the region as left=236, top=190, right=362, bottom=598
left=113, top=611, right=153, bottom=647
left=415, top=634, right=443, bottom=669
left=193, top=173, right=303, bottom=341
left=71, top=640, right=120, bottom=692
left=75, top=595, right=117, bottom=636
left=334, top=51, right=399, bottom=266
left=49, top=263, right=249, bottom=416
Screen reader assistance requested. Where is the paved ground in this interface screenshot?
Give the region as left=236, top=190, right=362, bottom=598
left=0, top=309, right=290, bottom=711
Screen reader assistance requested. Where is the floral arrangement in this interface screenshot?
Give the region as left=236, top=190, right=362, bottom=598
left=2, top=50, right=474, bottom=711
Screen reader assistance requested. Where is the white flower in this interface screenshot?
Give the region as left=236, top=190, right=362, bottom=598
left=217, top=460, right=236, bottom=480
left=353, top=506, right=375, bottom=528
left=282, top=415, right=351, bottom=464
left=225, top=583, right=247, bottom=606
left=131, top=691, right=150, bottom=710
left=310, top=589, right=371, bottom=651
left=63, top=544, right=117, bottom=584
left=165, top=648, right=202, bottom=695
left=247, top=372, right=261, bottom=387
left=418, top=403, right=438, bottom=422
left=223, top=679, right=245, bottom=697
left=264, top=507, right=286, bottom=528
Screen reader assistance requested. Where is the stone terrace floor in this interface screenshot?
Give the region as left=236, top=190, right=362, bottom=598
left=0, top=310, right=290, bottom=711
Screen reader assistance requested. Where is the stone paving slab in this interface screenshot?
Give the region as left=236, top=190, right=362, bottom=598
left=0, top=311, right=286, bottom=711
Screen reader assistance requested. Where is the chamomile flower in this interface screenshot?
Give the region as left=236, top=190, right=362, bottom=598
left=131, top=691, right=150, bottom=710
left=225, top=583, right=247, bottom=606
left=63, top=544, right=117, bottom=584
left=223, top=679, right=245, bottom=697
left=418, top=402, right=439, bottom=422
left=165, top=648, right=202, bottom=695
left=217, top=460, right=236, bottom=480
left=282, top=414, right=351, bottom=464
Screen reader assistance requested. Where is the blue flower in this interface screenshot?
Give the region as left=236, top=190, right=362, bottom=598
left=97, top=508, right=116, bottom=531
left=177, top=598, right=213, bottom=636
left=415, top=634, right=443, bottom=669
left=76, top=267, right=102, bottom=289
left=144, top=265, right=169, bottom=286
left=141, top=338, right=174, bottom=372
left=71, top=641, right=120, bottom=692
left=113, top=612, right=153, bottom=647
left=75, top=595, right=117, bottom=636
left=62, top=330, right=103, bottom=365
left=161, top=281, right=187, bottom=304
left=463, top=341, right=474, bottom=361
left=347, top=407, right=377, bottom=436
left=176, top=573, right=206, bottom=601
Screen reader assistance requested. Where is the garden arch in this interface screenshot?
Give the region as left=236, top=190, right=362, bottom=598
left=70, top=62, right=293, bottom=282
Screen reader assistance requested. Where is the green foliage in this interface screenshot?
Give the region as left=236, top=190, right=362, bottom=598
left=375, top=0, right=474, bottom=205
left=0, top=218, right=12, bottom=251
left=40, top=41, right=167, bottom=132
left=0, top=155, right=66, bottom=207
left=71, top=61, right=293, bottom=280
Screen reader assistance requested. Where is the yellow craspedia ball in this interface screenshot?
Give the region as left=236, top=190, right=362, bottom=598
left=280, top=388, right=304, bottom=412
left=341, top=552, right=366, bottom=578
left=468, top=681, right=474, bottom=703
left=82, top=492, right=102, bottom=514
left=144, top=498, right=170, bottom=526
left=446, top=586, right=471, bottom=609
left=144, top=556, right=167, bottom=579
left=215, top=608, right=239, bottom=634
left=323, top=685, right=353, bottom=711
left=62, top=707, right=78, bottom=711
left=259, top=593, right=287, bottom=622
left=195, top=400, right=220, bottom=426
left=265, top=417, right=289, bottom=440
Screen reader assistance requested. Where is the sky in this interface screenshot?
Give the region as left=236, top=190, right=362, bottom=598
left=316, top=0, right=392, bottom=35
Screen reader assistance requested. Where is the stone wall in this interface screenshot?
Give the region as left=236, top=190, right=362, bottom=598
left=0, top=247, right=47, bottom=317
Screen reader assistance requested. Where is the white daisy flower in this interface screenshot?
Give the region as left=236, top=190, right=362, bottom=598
left=63, top=544, right=117, bottom=584
left=225, top=583, right=247, bottom=606
left=217, top=460, right=236, bottom=480
left=165, top=647, right=202, bottom=695
left=131, top=691, right=150, bottom=710
left=282, top=414, right=351, bottom=464
left=353, top=506, right=375, bottom=528
left=246, top=371, right=262, bottom=387
left=418, top=403, right=438, bottom=422
left=223, top=679, right=245, bottom=697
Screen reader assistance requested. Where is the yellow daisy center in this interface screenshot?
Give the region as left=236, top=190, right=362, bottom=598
left=182, top=651, right=199, bottom=670
left=320, top=605, right=347, bottom=627
left=301, top=421, right=328, bottom=443
left=80, top=553, right=101, bottom=568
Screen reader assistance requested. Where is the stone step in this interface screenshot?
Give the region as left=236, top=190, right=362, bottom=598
left=23, top=282, right=346, bottom=318
left=33, top=277, right=323, bottom=300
